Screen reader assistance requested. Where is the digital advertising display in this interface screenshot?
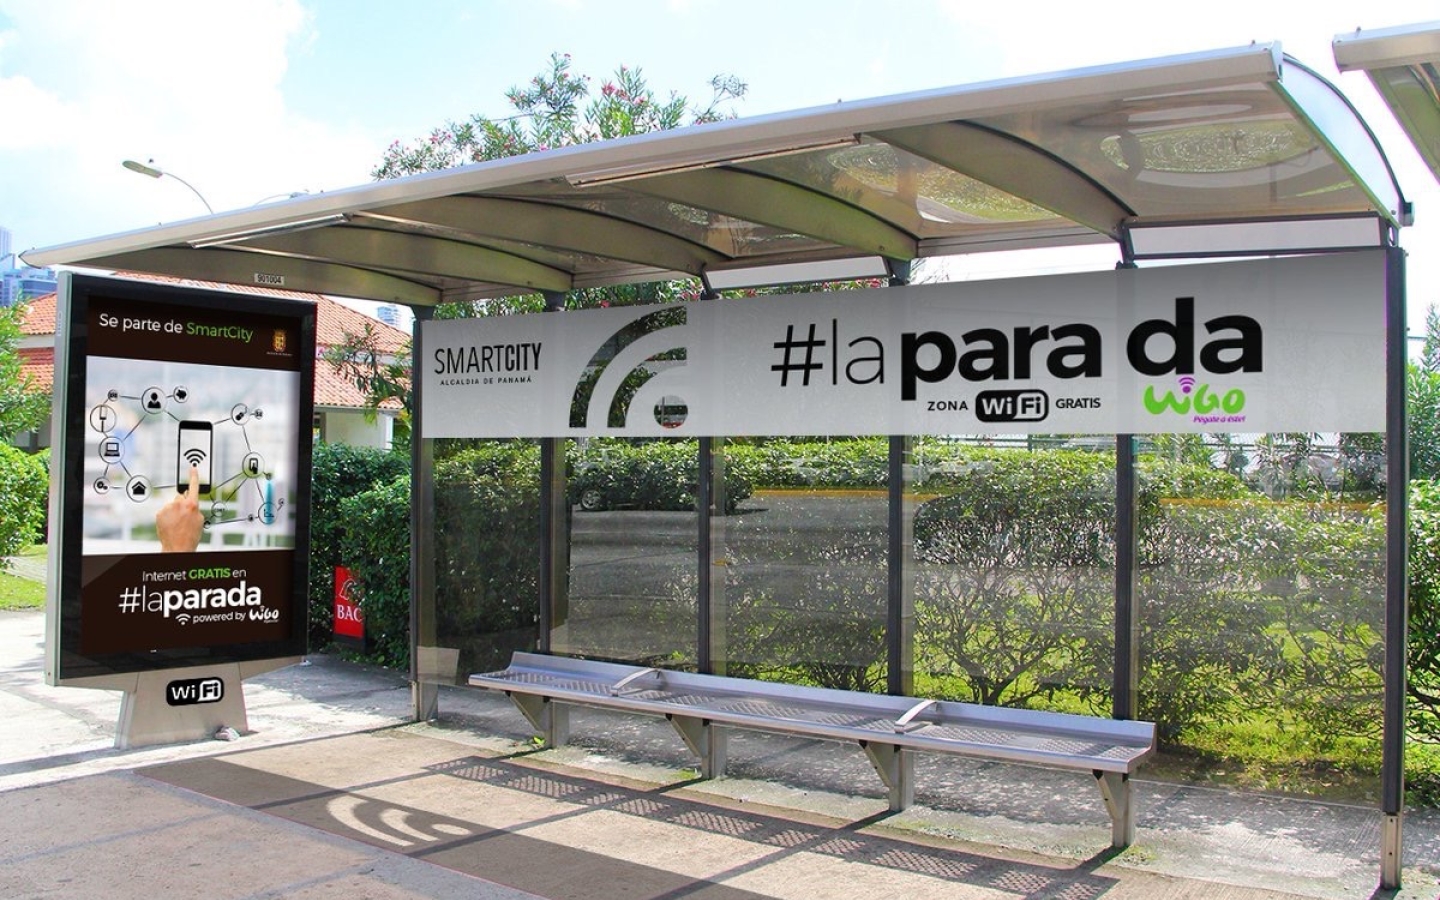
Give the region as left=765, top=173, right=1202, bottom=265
left=47, top=274, right=316, bottom=684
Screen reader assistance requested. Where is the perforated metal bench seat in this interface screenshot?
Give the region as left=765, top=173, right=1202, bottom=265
left=470, top=651, right=1156, bottom=847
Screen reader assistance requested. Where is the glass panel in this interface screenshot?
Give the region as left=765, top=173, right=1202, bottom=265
left=975, top=82, right=1377, bottom=218
left=719, top=437, right=890, bottom=692
left=556, top=437, right=699, bottom=666
left=909, top=435, right=1116, bottom=710
left=429, top=438, right=542, bottom=680
left=499, top=182, right=841, bottom=261
left=1137, top=432, right=1384, bottom=800
left=744, top=144, right=1066, bottom=236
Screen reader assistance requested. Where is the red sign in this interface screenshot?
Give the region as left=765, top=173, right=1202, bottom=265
left=333, top=566, right=365, bottom=643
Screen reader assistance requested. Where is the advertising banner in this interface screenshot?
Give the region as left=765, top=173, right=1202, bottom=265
left=48, top=275, right=315, bottom=683
left=332, top=565, right=365, bottom=648
left=421, top=251, right=1386, bottom=438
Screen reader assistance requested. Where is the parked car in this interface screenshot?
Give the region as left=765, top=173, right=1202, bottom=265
left=569, top=444, right=752, bottom=513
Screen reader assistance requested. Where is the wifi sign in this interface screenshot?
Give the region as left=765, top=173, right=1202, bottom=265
left=183, top=448, right=207, bottom=466
left=166, top=676, right=224, bottom=706
left=570, top=307, right=690, bottom=429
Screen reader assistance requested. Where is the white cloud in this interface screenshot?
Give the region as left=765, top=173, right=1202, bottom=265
left=0, top=0, right=375, bottom=247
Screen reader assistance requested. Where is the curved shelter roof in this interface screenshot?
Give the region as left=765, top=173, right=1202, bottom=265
left=1334, top=20, right=1440, bottom=184
left=26, top=43, right=1408, bottom=306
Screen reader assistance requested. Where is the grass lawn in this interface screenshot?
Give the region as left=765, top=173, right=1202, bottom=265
left=0, top=544, right=47, bottom=611
left=0, top=570, right=44, bottom=610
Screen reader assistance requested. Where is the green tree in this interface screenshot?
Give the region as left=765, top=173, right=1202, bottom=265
left=322, top=322, right=413, bottom=450
left=0, top=302, right=48, bottom=441
left=1423, top=304, right=1440, bottom=373
left=374, top=53, right=744, bottom=177
left=1410, top=480, right=1440, bottom=739
left=334, top=54, right=748, bottom=413
left=1410, top=365, right=1440, bottom=480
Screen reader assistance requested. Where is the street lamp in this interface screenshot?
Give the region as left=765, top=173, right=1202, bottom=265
left=122, top=159, right=214, bottom=214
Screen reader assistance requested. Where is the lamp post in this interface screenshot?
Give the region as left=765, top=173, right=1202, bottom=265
left=122, top=159, right=214, bottom=214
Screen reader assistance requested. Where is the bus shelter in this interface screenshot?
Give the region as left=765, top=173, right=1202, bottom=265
left=26, top=38, right=1425, bottom=887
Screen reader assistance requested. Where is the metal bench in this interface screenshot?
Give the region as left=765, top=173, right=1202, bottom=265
left=469, top=651, right=1156, bottom=847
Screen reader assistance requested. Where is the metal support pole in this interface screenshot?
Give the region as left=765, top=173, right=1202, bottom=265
left=887, top=261, right=913, bottom=696
left=887, top=435, right=913, bottom=695
left=698, top=436, right=714, bottom=673
left=1381, top=246, right=1408, bottom=889
left=409, top=305, right=438, bottom=721
left=538, top=291, right=568, bottom=654
left=1113, top=434, right=1139, bottom=720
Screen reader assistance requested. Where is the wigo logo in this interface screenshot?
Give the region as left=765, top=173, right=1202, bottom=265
left=166, top=676, right=224, bottom=706
left=1144, top=377, right=1247, bottom=421
left=1131, top=297, right=1257, bottom=424
left=571, top=306, right=688, bottom=429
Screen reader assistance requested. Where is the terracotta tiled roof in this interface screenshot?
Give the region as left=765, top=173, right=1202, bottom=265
left=16, top=293, right=56, bottom=335
left=314, top=363, right=403, bottom=411
left=17, top=347, right=53, bottom=392
left=13, top=277, right=410, bottom=411
left=313, top=297, right=409, bottom=353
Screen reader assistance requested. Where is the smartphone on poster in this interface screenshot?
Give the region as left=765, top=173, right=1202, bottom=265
left=176, top=420, right=213, bottom=494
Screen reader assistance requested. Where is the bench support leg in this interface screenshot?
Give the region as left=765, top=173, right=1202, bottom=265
left=861, top=742, right=914, bottom=811
left=508, top=693, right=569, bottom=748
left=668, top=715, right=727, bottom=778
left=1095, top=771, right=1135, bottom=848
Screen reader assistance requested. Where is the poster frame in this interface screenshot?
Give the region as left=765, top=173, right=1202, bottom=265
left=45, top=273, right=316, bottom=688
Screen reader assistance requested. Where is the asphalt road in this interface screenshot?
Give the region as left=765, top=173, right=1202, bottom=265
left=564, top=491, right=893, bottom=661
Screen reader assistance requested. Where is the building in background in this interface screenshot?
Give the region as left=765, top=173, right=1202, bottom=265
left=1, top=226, right=58, bottom=308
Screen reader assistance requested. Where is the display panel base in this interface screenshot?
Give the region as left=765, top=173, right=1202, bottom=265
left=115, top=663, right=248, bottom=749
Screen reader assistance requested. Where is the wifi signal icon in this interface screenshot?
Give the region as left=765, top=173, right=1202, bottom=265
left=183, top=448, right=207, bottom=466
left=571, top=306, right=689, bottom=429
left=1177, top=375, right=1196, bottom=395
left=175, top=613, right=191, bottom=625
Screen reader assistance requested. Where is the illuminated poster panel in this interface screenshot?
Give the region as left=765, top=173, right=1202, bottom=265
left=47, top=275, right=315, bottom=684
left=421, top=251, right=1386, bottom=439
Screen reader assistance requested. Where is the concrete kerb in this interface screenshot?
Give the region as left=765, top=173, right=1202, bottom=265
left=2, top=607, right=1439, bottom=899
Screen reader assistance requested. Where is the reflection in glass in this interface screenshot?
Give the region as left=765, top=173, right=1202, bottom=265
left=431, top=438, right=542, bottom=679
left=1136, top=432, right=1384, bottom=800
left=558, top=438, right=700, bottom=666
left=721, top=438, right=890, bottom=692
left=909, top=436, right=1115, bottom=709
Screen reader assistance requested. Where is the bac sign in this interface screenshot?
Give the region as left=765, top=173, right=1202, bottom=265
left=333, top=566, right=365, bottom=647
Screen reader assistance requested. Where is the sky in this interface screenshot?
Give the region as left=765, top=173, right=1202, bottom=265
left=2, top=0, right=1438, bottom=328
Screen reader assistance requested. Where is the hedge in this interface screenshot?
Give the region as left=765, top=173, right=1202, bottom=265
left=0, top=445, right=47, bottom=567
left=337, top=474, right=412, bottom=667
left=432, top=442, right=542, bottom=675
left=307, top=443, right=409, bottom=650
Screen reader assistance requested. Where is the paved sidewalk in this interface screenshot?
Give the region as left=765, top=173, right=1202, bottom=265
left=1, top=607, right=1438, bottom=899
